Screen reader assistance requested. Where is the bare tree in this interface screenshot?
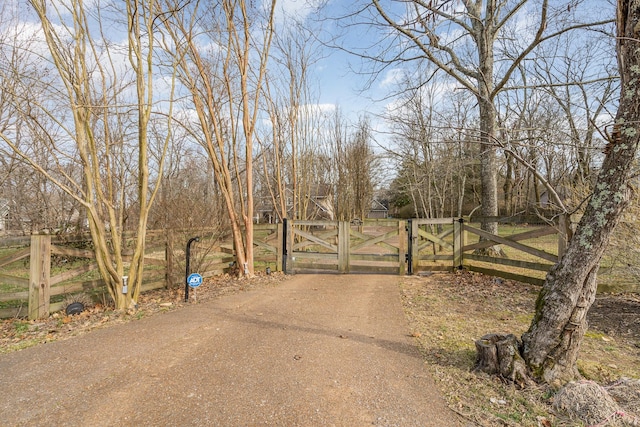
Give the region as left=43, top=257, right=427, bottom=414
left=163, top=0, right=277, bottom=276
left=258, top=20, right=321, bottom=222
left=326, top=113, right=378, bottom=222
left=533, top=30, right=618, bottom=189
left=384, top=69, right=477, bottom=219
left=337, top=0, right=613, bottom=253
left=1, top=0, right=174, bottom=309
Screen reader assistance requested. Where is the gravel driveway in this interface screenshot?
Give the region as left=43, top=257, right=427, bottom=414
left=0, top=274, right=463, bottom=426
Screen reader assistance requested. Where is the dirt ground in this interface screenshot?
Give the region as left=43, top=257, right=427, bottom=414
left=400, top=271, right=640, bottom=426
left=0, top=274, right=464, bottom=427
left=1, top=271, right=638, bottom=426
left=588, top=295, right=640, bottom=340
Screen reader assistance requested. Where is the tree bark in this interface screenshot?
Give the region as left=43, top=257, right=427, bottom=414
left=521, top=0, right=640, bottom=386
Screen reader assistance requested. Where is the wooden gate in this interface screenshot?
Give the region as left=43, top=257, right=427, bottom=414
left=284, top=219, right=407, bottom=274
left=408, top=218, right=463, bottom=273
left=283, top=217, right=565, bottom=284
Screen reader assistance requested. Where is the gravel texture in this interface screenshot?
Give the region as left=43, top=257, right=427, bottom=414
left=0, top=274, right=463, bottom=426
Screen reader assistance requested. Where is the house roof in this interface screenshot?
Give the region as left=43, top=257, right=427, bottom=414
left=370, top=199, right=388, bottom=212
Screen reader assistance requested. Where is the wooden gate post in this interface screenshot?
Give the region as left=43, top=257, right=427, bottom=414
left=398, top=220, right=407, bottom=275
left=165, top=230, right=174, bottom=288
left=410, top=219, right=419, bottom=274
left=284, top=219, right=293, bottom=274
left=29, top=234, right=51, bottom=320
left=276, top=222, right=283, bottom=272
left=338, top=221, right=350, bottom=273
left=453, top=218, right=464, bottom=270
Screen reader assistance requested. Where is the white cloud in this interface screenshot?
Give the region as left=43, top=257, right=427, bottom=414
left=379, top=68, right=406, bottom=88
left=271, top=0, right=324, bottom=23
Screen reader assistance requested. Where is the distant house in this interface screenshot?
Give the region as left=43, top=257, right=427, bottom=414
left=255, top=185, right=335, bottom=223
left=306, top=184, right=334, bottom=221
left=255, top=187, right=388, bottom=222
left=367, top=199, right=388, bottom=219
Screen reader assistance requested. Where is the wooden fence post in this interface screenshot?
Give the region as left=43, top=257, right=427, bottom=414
left=410, top=219, right=419, bottom=274
left=284, top=219, right=293, bottom=274
left=338, top=221, right=350, bottom=273
left=453, top=218, right=464, bottom=270
left=276, top=222, right=283, bottom=272
left=398, top=220, right=406, bottom=275
left=29, top=234, right=51, bottom=320
left=165, top=230, right=174, bottom=288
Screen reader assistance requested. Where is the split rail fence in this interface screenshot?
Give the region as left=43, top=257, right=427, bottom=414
left=1, top=218, right=566, bottom=320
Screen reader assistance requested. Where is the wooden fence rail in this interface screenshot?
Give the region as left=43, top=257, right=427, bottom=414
left=1, top=226, right=281, bottom=320
left=1, top=219, right=565, bottom=319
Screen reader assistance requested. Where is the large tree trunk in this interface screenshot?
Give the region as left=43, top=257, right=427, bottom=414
left=520, top=0, right=640, bottom=386
left=478, top=96, right=499, bottom=232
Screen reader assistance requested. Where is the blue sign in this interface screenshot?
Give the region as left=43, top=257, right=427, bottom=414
left=187, top=273, right=203, bottom=288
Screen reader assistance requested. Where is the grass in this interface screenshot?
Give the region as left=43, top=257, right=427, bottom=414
left=13, top=321, right=29, bottom=334
left=401, top=272, right=640, bottom=426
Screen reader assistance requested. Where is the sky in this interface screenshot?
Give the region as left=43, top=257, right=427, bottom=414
left=272, top=0, right=397, bottom=125
left=277, top=0, right=618, bottom=133
left=5, top=0, right=619, bottom=148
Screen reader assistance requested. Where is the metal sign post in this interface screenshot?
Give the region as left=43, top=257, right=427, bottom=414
left=187, top=273, right=203, bottom=303
left=184, top=236, right=200, bottom=302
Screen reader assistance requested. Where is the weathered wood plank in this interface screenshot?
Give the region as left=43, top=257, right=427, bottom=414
left=453, top=219, right=463, bottom=268
left=292, top=228, right=338, bottom=252
left=418, top=254, right=454, bottom=261
left=463, top=226, right=557, bottom=253
left=50, top=279, right=105, bottom=296
left=291, top=252, right=338, bottom=260
left=0, top=248, right=30, bottom=268
left=466, top=265, right=545, bottom=286
left=0, top=273, right=29, bottom=287
left=361, top=219, right=403, bottom=227
left=253, top=224, right=279, bottom=231
left=140, top=281, right=165, bottom=292
left=50, top=264, right=97, bottom=286
left=0, top=290, right=29, bottom=301
left=462, top=225, right=558, bottom=263
left=338, top=221, right=350, bottom=273
left=417, top=228, right=454, bottom=250
left=291, top=262, right=338, bottom=272
left=350, top=254, right=399, bottom=262
left=49, top=301, right=65, bottom=313
left=464, top=254, right=554, bottom=272
left=0, top=306, right=27, bottom=318
left=253, top=239, right=277, bottom=253
left=413, top=218, right=456, bottom=225
left=50, top=245, right=95, bottom=259
left=219, top=245, right=234, bottom=255
left=398, top=220, right=407, bottom=275
left=350, top=229, right=398, bottom=251
left=312, top=229, right=339, bottom=241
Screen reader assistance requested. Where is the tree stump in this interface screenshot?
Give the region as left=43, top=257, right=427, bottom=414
left=475, top=333, right=532, bottom=387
